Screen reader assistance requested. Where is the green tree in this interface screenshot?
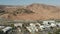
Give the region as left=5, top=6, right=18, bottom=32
left=48, top=32, right=51, bottom=34
left=0, top=29, right=4, bottom=34
left=54, top=29, right=60, bottom=34
left=10, top=24, right=15, bottom=29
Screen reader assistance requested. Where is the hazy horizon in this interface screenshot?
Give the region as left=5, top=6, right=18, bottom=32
left=0, top=0, right=60, bottom=6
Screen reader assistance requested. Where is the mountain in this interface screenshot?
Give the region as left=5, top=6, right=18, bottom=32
left=26, top=3, right=60, bottom=20
left=0, top=3, right=60, bottom=20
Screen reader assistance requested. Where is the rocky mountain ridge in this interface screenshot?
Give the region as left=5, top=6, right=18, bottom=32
left=0, top=3, right=60, bottom=20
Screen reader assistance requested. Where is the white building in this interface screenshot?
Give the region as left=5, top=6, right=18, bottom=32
left=17, top=28, right=21, bottom=32
left=14, top=23, right=23, bottom=27
left=56, top=23, right=60, bottom=27
left=26, top=23, right=38, bottom=32
left=43, top=20, right=55, bottom=25
left=0, top=26, right=5, bottom=29
left=35, top=23, right=41, bottom=26
left=50, top=23, right=56, bottom=27
left=39, top=25, right=46, bottom=30
left=2, top=27, right=12, bottom=33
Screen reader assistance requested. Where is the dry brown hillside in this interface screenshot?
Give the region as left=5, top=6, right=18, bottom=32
left=0, top=3, right=60, bottom=20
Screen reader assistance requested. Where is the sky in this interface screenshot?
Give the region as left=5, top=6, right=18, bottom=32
left=0, top=0, right=60, bottom=6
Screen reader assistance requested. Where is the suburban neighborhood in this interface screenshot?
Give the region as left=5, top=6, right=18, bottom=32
left=0, top=19, right=60, bottom=34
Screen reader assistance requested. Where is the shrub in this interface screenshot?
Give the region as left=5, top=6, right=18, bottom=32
left=54, top=29, right=60, bottom=34
left=13, top=8, right=34, bottom=16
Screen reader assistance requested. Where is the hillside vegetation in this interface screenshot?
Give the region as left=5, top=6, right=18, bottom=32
left=0, top=3, right=60, bottom=20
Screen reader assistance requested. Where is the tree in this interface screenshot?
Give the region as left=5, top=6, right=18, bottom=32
left=0, top=29, right=4, bottom=34
left=13, top=8, right=34, bottom=16
left=10, top=24, right=16, bottom=29
left=48, top=32, right=51, bottom=34
left=54, top=29, right=60, bottom=34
